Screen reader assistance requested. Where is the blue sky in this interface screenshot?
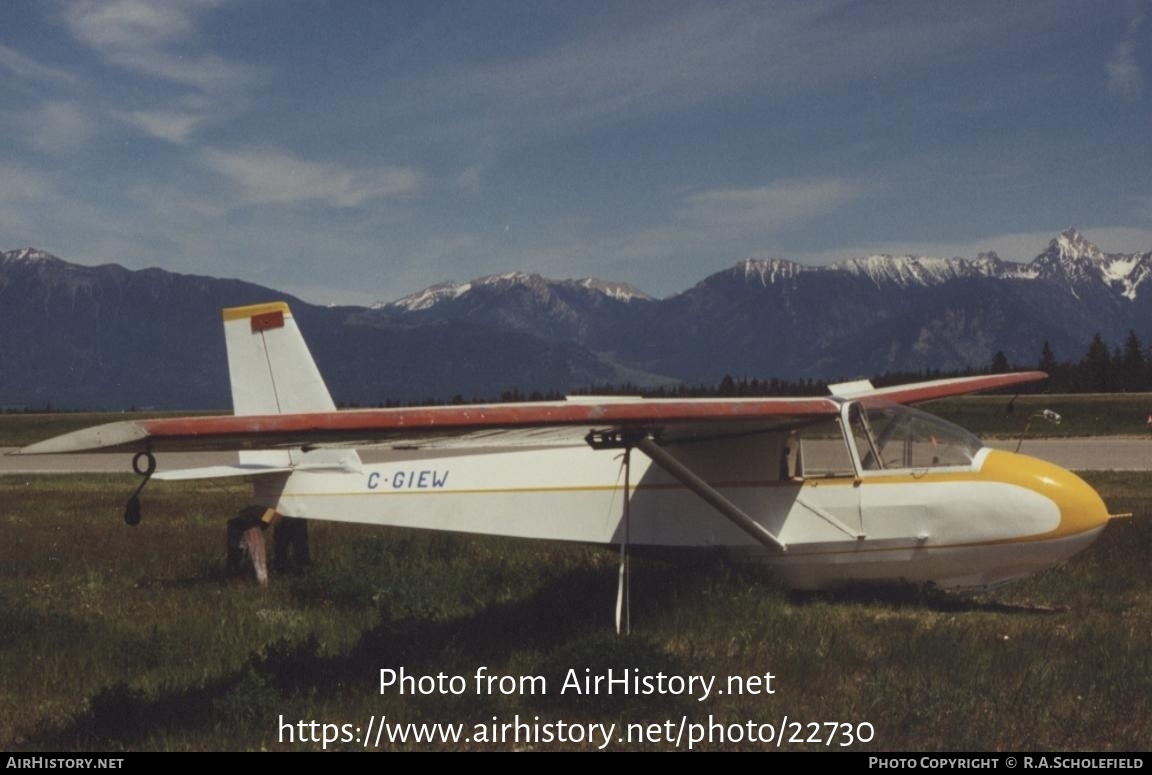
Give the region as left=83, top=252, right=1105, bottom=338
left=2, top=1, right=1150, bottom=304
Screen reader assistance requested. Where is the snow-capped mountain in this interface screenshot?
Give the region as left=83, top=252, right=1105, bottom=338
left=0, top=251, right=629, bottom=408
left=1, top=229, right=1149, bottom=408
left=378, top=279, right=475, bottom=312
left=829, top=252, right=1014, bottom=288
left=373, top=271, right=654, bottom=348
left=730, top=258, right=809, bottom=286
left=710, top=229, right=1149, bottom=300
left=0, top=248, right=59, bottom=265
left=362, top=229, right=1150, bottom=385
left=378, top=271, right=650, bottom=312
left=1030, top=228, right=1151, bottom=300
left=635, top=229, right=1148, bottom=379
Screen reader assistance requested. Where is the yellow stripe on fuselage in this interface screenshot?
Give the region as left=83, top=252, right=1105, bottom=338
left=840, top=449, right=1108, bottom=543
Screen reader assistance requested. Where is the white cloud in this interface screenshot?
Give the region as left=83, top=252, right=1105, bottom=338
left=387, top=5, right=802, bottom=135
left=65, top=0, right=198, bottom=48
left=0, top=164, right=53, bottom=201
left=0, top=43, right=76, bottom=85
left=455, top=165, right=484, bottom=191
left=201, top=148, right=422, bottom=207
left=1107, top=40, right=1143, bottom=100
left=451, top=177, right=875, bottom=294
left=26, top=102, right=97, bottom=153
left=62, top=0, right=265, bottom=92
left=126, top=182, right=227, bottom=219
left=1, top=101, right=96, bottom=154
left=121, top=109, right=206, bottom=144
left=56, top=1, right=266, bottom=152
left=681, top=179, right=872, bottom=236
left=383, top=2, right=1079, bottom=139
left=1107, top=1, right=1146, bottom=100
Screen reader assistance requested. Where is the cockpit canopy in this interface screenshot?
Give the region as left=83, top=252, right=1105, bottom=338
left=795, top=400, right=985, bottom=479
left=847, top=400, right=984, bottom=472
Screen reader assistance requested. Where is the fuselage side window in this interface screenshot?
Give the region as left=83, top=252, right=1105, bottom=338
left=797, top=419, right=857, bottom=478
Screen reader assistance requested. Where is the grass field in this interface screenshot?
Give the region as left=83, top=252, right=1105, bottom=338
left=928, top=393, right=1152, bottom=438
left=1, top=472, right=1149, bottom=751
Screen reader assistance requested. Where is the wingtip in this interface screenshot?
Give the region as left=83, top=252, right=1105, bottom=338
left=18, top=420, right=151, bottom=454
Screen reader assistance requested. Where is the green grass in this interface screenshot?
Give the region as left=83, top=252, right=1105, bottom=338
left=926, top=393, right=1152, bottom=438
left=1, top=473, right=1150, bottom=751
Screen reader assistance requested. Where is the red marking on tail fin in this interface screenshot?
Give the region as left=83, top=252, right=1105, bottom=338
left=251, top=310, right=284, bottom=332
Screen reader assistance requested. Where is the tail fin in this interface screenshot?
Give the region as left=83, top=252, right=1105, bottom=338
left=224, top=302, right=337, bottom=415
left=222, top=302, right=359, bottom=469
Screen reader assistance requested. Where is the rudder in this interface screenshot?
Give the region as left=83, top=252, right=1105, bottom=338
left=222, top=302, right=359, bottom=469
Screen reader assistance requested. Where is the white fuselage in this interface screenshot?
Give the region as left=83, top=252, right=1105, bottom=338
left=257, top=437, right=1107, bottom=590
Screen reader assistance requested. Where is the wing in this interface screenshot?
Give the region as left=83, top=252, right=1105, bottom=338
left=15, top=396, right=840, bottom=454
left=829, top=371, right=1047, bottom=404
left=15, top=371, right=1043, bottom=456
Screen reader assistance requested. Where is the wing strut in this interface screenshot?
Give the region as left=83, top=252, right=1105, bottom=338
left=635, top=437, right=787, bottom=552
left=615, top=446, right=632, bottom=636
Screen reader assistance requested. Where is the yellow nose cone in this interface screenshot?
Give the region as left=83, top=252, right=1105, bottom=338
left=981, top=450, right=1110, bottom=538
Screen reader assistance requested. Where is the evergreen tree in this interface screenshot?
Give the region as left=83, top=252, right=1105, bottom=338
left=1081, top=334, right=1112, bottom=392
left=1037, top=341, right=1064, bottom=390
left=990, top=351, right=1010, bottom=374
left=1120, top=330, right=1146, bottom=391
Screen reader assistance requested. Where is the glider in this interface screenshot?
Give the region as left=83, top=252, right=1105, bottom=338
left=19, top=302, right=1110, bottom=627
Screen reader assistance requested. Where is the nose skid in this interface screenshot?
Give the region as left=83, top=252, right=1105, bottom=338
left=981, top=450, right=1110, bottom=539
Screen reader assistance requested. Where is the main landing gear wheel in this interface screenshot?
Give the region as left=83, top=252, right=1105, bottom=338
left=273, top=516, right=310, bottom=572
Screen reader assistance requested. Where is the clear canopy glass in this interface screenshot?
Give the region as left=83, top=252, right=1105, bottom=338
left=847, top=401, right=984, bottom=472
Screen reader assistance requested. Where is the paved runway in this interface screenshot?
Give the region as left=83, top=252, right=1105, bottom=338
left=985, top=438, right=1152, bottom=472
left=3, top=438, right=1150, bottom=474
left=0, top=449, right=238, bottom=474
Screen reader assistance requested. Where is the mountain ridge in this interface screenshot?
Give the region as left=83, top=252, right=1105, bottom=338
left=2, top=229, right=1149, bottom=408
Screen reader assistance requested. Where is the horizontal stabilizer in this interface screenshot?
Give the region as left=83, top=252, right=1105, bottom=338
left=154, top=465, right=295, bottom=481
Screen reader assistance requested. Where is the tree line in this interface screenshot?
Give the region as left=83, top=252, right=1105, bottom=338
left=581, top=329, right=1152, bottom=399
left=361, top=330, right=1152, bottom=408
left=1023, top=331, right=1151, bottom=393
